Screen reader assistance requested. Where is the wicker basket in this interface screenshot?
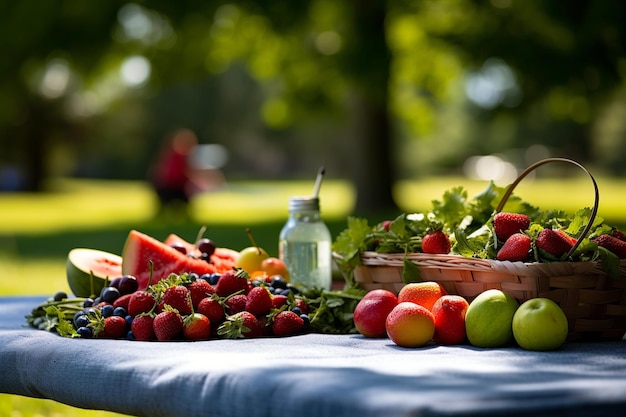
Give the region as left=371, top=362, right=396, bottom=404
left=351, top=158, right=626, bottom=341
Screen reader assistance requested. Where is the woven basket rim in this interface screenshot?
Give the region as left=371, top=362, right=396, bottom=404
left=356, top=250, right=626, bottom=279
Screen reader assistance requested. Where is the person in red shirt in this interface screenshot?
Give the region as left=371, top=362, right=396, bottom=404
left=150, top=128, right=199, bottom=218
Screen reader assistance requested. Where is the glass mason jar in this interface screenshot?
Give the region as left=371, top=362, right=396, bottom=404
left=279, top=196, right=332, bottom=290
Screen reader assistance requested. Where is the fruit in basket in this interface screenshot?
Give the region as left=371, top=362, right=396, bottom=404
left=385, top=302, right=435, bottom=348
left=593, top=234, right=626, bottom=259
left=397, top=282, right=447, bottom=311
left=123, top=230, right=229, bottom=290
left=432, top=295, right=469, bottom=345
left=353, top=289, right=398, bottom=338
left=422, top=230, right=451, bottom=254
left=493, top=212, right=531, bottom=241
left=465, top=289, right=519, bottom=348
left=66, top=248, right=123, bottom=297
left=512, top=298, right=568, bottom=351
left=496, top=233, right=531, bottom=262
left=536, top=228, right=574, bottom=258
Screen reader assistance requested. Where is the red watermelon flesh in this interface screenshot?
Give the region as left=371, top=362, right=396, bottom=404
left=163, top=234, right=239, bottom=272
left=122, top=230, right=229, bottom=290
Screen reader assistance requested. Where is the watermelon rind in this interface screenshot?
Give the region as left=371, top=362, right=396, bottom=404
left=66, top=248, right=123, bottom=298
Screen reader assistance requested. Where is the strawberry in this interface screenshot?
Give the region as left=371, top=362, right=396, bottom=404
left=98, top=316, right=127, bottom=339
left=536, top=228, right=574, bottom=258
left=556, top=229, right=578, bottom=245
left=215, top=269, right=249, bottom=297
left=131, top=315, right=155, bottom=341
left=113, top=293, right=133, bottom=311
left=493, top=212, right=531, bottom=241
left=295, top=298, right=309, bottom=314
left=271, top=294, right=288, bottom=309
left=153, top=309, right=184, bottom=341
left=422, top=230, right=451, bottom=254
left=197, top=295, right=225, bottom=324
left=187, top=279, right=215, bottom=308
left=183, top=313, right=211, bottom=341
left=224, top=294, right=247, bottom=314
left=611, top=229, right=626, bottom=242
left=594, top=234, right=626, bottom=259
left=496, top=233, right=531, bottom=261
left=217, top=311, right=262, bottom=339
left=127, top=291, right=156, bottom=316
left=245, top=286, right=273, bottom=316
left=159, top=285, right=192, bottom=315
left=272, top=310, right=305, bottom=337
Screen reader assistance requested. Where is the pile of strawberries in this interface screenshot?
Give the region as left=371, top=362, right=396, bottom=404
left=70, top=269, right=310, bottom=341
left=494, top=212, right=626, bottom=262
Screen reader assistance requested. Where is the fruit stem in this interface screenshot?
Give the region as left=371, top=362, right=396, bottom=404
left=195, top=225, right=208, bottom=244
left=245, top=228, right=261, bottom=255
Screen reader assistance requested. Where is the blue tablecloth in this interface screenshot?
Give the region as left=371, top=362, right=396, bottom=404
left=1, top=296, right=626, bottom=417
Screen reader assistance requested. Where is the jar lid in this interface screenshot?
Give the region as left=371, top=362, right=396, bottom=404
left=289, top=196, right=320, bottom=212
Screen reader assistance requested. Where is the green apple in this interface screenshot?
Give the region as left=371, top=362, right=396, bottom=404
left=465, top=289, right=519, bottom=348
left=512, top=298, right=568, bottom=351
left=235, top=246, right=269, bottom=275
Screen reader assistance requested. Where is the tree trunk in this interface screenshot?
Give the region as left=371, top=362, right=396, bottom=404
left=345, top=0, right=397, bottom=215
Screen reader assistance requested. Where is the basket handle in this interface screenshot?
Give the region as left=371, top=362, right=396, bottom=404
left=495, top=157, right=599, bottom=258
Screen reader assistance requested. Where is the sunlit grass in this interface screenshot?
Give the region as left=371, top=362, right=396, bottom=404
left=0, top=394, right=124, bottom=417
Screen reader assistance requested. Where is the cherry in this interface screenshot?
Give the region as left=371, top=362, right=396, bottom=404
left=197, top=238, right=216, bottom=257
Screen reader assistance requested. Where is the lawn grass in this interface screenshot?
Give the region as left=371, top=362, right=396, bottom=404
left=1, top=175, right=625, bottom=417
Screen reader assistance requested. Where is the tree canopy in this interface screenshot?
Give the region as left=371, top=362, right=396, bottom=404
left=1, top=0, right=624, bottom=213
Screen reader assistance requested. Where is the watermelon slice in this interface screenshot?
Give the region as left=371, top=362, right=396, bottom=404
left=122, top=230, right=237, bottom=290
left=163, top=233, right=239, bottom=272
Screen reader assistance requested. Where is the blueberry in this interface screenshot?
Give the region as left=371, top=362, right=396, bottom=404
left=291, top=307, right=302, bottom=316
left=101, top=305, right=114, bottom=318
left=279, top=288, right=292, bottom=297
left=200, top=273, right=212, bottom=282
left=53, top=291, right=67, bottom=302
left=270, top=276, right=288, bottom=290
left=126, top=330, right=135, bottom=341
left=125, top=315, right=134, bottom=327
left=83, top=298, right=94, bottom=308
left=188, top=272, right=199, bottom=281
left=74, top=314, right=90, bottom=329
left=113, top=306, right=128, bottom=317
left=100, top=287, right=121, bottom=303
left=286, top=284, right=300, bottom=295
left=208, top=273, right=221, bottom=286
left=300, top=314, right=310, bottom=330
left=77, top=327, right=93, bottom=338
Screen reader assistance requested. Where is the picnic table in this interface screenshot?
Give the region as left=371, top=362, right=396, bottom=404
left=1, top=295, right=625, bottom=417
